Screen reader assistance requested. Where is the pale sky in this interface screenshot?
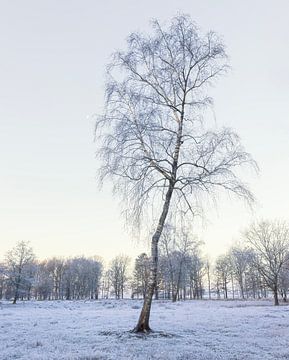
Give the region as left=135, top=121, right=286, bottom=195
left=1, top=0, right=289, bottom=262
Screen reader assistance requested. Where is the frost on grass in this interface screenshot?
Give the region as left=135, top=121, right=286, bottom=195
left=0, top=299, right=289, bottom=360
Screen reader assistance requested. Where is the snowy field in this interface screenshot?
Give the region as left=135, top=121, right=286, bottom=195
left=1, top=299, right=289, bottom=360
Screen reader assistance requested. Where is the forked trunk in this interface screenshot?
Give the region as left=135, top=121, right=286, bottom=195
left=133, top=184, right=174, bottom=332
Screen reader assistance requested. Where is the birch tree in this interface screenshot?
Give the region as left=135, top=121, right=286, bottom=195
left=96, top=14, right=255, bottom=332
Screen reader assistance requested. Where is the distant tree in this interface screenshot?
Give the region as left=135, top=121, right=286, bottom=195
left=100, top=270, right=111, bottom=299
left=0, top=262, right=6, bottom=300
left=88, top=257, right=103, bottom=300
left=5, top=241, right=35, bottom=304
left=245, top=220, right=289, bottom=305
left=160, top=224, right=198, bottom=302
left=62, top=257, right=103, bottom=300
left=132, top=253, right=150, bottom=299
left=204, top=258, right=212, bottom=299
left=214, top=254, right=232, bottom=299
left=34, top=260, right=53, bottom=300
left=45, top=258, right=65, bottom=300
left=96, top=14, right=256, bottom=332
left=188, top=249, right=205, bottom=300
left=229, top=245, right=253, bottom=299
left=109, top=255, right=131, bottom=299
left=279, top=266, right=289, bottom=302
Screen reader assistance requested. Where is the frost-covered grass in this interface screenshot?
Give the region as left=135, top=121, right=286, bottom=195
left=1, top=299, right=289, bottom=360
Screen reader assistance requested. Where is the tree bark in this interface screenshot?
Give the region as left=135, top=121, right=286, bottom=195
left=12, top=290, right=18, bottom=304
left=207, top=271, right=211, bottom=300
left=273, top=288, right=279, bottom=306
left=134, top=100, right=184, bottom=333
left=133, top=183, right=174, bottom=332
left=13, top=274, right=21, bottom=304
left=240, top=281, right=244, bottom=300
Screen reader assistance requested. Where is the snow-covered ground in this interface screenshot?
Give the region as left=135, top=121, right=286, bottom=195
left=1, top=299, right=288, bottom=360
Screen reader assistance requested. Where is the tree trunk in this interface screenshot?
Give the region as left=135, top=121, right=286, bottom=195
left=224, top=280, right=228, bottom=299
left=273, top=288, right=279, bottom=306
left=207, top=272, right=211, bottom=300
left=13, top=292, right=18, bottom=304
left=231, top=275, right=235, bottom=300
left=134, top=108, right=183, bottom=333
left=154, top=284, right=159, bottom=300
left=240, top=281, right=244, bottom=299
left=133, top=183, right=174, bottom=332
left=13, top=275, right=21, bottom=304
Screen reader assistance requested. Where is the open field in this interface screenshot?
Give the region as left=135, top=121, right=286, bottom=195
left=1, top=299, right=289, bottom=360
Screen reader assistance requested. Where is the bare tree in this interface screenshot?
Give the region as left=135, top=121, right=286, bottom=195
left=96, top=14, right=255, bottom=332
left=189, top=249, right=205, bottom=300
left=279, top=265, right=289, bottom=302
left=214, top=254, right=232, bottom=299
left=245, top=220, right=289, bottom=305
left=34, top=260, right=53, bottom=300
left=61, top=257, right=103, bottom=300
left=229, top=245, right=253, bottom=299
left=204, top=258, right=212, bottom=299
left=109, top=255, right=131, bottom=299
left=132, top=253, right=150, bottom=299
left=100, top=270, right=111, bottom=299
left=160, top=225, right=188, bottom=302
left=0, top=262, right=6, bottom=300
left=45, top=257, right=65, bottom=300
left=5, top=241, right=35, bottom=304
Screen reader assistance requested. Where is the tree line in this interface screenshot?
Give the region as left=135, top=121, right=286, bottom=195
left=1, top=220, right=289, bottom=305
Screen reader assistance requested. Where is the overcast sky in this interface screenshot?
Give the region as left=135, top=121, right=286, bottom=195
left=1, top=0, right=289, bottom=262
